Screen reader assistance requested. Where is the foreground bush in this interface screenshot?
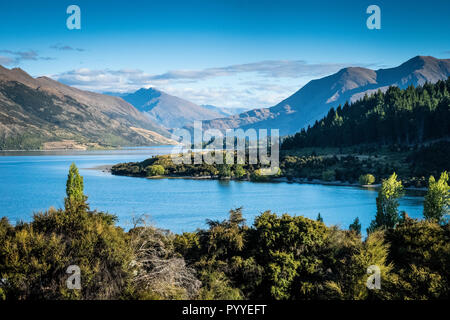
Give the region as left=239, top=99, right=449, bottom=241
left=1, top=165, right=449, bottom=300
left=0, top=164, right=199, bottom=300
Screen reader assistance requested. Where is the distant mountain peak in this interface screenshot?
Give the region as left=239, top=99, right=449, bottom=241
left=122, top=87, right=223, bottom=128
left=136, top=87, right=162, bottom=94
left=132, top=87, right=162, bottom=100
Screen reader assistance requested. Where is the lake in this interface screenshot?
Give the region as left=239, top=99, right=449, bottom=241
left=0, top=146, right=424, bottom=234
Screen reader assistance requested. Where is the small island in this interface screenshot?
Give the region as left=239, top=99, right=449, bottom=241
left=111, top=140, right=449, bottom=188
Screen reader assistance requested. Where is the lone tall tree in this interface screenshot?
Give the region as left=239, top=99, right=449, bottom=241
left=65, top=163, right=88, bottom=213
left=368, top=173, right=404, bottom=232
left=424, top=171, right=449, bottom=223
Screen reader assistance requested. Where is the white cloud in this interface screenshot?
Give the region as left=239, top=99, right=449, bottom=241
left=145, top=60, right=349, bottom=80
left=0, top=49, right=54, bottom=65
left=52, top=60, right=358, bottom=108
left=0, top=56, right=14, bottom=65
left=50, top=44, right=84, bottom=52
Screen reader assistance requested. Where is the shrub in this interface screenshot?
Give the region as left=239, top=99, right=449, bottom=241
left=424, top=171, right=449, bottom=223
left=359, top=174, right=376, bottom=185
left=233, top=165, right=247, bottom=179
left=322, top=169, right=336, bottom=181
left=146, top=164, right=165, bottom=176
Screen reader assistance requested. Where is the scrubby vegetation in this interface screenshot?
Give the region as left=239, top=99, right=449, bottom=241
left=111, top=141, right=449, bottom=188
left=111, top=152, right=277, bottom=182
left=359, top=174, right=376, bottom=185
left=0, top=165, right=448, bottom=300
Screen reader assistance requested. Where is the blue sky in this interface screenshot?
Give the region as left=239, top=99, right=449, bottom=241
left=0, top=0, right=449, bottom=108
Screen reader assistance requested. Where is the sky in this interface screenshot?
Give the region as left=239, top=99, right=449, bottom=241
left=0, top=0, right=449, bottom=108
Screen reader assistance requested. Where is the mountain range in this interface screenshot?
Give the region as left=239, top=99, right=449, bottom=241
left=1, top=55, right=449, bottom=150
left=0, top=66, right=174, bottom=150
left=200, top=56, right=450, bottom=136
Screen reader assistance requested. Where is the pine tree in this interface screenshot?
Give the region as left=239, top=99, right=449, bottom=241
left=349, top=217, right=361, bottom=234
left=316, top=213, right=323, bottom=222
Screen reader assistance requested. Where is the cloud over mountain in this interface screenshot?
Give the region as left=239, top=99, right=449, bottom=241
left=52, top=60, right=363, bottom=108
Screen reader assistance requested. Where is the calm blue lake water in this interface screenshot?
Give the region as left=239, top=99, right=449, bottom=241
left=0, top=146, right=424, bottom=234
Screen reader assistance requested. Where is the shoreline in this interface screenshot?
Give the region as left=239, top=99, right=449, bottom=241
left=0, top=144, right=176, bottom=152
left=102, top=167, right=426, bottom=192
left=84, top=164, right=114, bottom=172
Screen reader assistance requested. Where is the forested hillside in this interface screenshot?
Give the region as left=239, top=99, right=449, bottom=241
left=282, top=78, right=450, bottom=150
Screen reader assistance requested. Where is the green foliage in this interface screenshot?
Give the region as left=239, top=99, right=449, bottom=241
left=385, top=217, right=450, bottom=299
left=250, top=168, right=272, bottom=182
left=424, top=171, right=449, bottom=223
left=2, top=163, right=450, bottom=300
left=322, top=169, right=335, bottom=181
left=323, top=230, right=393, bottom=300
left=233, top=164, right=247, bottom=179
left=146, top=164, right=165, bottom=176
left=0, top=206, right=132, bottom=300
left=368, top=173, right=404, bottom=232
left=0, top=133, right=46, bottom=150
left=0, top=167, right=198, bottom=300
left=112, top=140, right=447, bottom=187
left=197, top=269, right=243, bottom=300
left=218, top=164, right=232, bottom=178
left=316, top=213, right=323, bottom=222
left=200, top=208, right=247, bottom=260
left=359, top=174, right=376, bottom=185
left=268, top=251, right=300, bottom=300
left=408, top=141, right=450, bottom=177
left=252, top=212, right=328, bottom=299
left=113, top=152, right=282, bottom=182
left=281, top=154, right=377, bottom=184
left=64, top=163, right=88, bottom=214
